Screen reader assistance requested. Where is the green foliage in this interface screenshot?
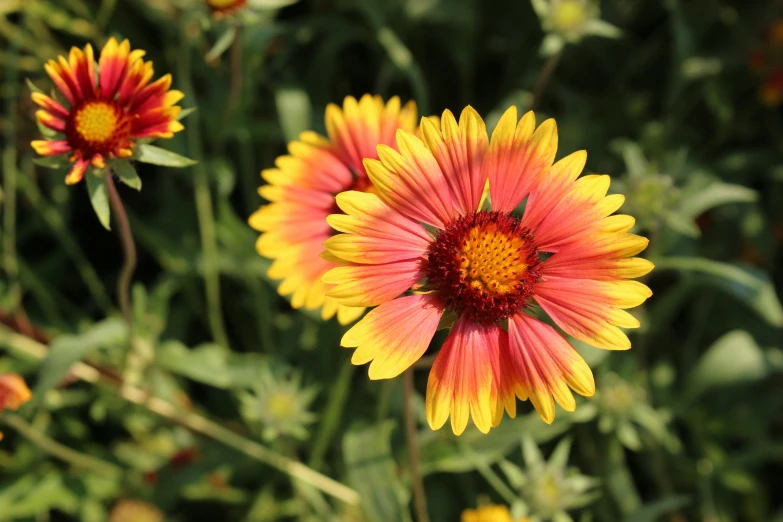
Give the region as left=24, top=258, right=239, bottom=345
left=1, top=0, right=782, bottom=521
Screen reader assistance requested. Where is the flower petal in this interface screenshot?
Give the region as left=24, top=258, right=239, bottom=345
left=486, top=108, right=558, bottom=213
left=535, top=277, right=652, bottom=350
left=35, top=110, right=66, bottom=132
left=99, top=37, right=135, bottom=99
left=540, top=232, right=653, bottom=280
left=419, top=106, right=488, bottom=217
left=507, top=313, right=595, bottom=424
left=533, top=174, right=625, bottom=251
left=31, top=140, right=71, bottom=156
left=364, top=130, right=458, bottom=229
left=323, top=259, right=425, bottom=307
left=325, top=94, right=417, bottom=174
left=31, top=92, right=69, bottom=119
left=426, top=318, right=499, bottom=435
left=65, top=158, right=90, bottom=185
left=324, top=191, right=432, bottom=264
left=69, top=44, right=97, bottom=100
left=342, top=293, right=443, bottom=380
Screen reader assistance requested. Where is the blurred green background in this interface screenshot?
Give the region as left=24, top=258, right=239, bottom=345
left=1, top=0, right=783, bottom=521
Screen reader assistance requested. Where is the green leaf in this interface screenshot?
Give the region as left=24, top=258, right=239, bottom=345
left=156, top=341, right=268, bottom=388
left=205, top=26, right=237, bottom=63
left=110, top=160, right=142, bottom=191
left=34, top=318, right=127, bottom=397
left=619, top=496, right=690, bottom=522
left=248, top=0, right=300, bottom=8
left=25, top=77, right=43, bottom=94
left=36, top=118, right=59, bottom=138
left=274, top=87, right=312, bottom=143
left=177, top=107, right=197, bottom=121
left=134, top=144, right=197, bottom=167
left=584, top=19, right=622, bottom=39
left=678, top=183, right=758, bottom=219
left=343, top=421, right=411, bottom=522
left=85, top=170, right=111, bottom=230
left=653, top=257, right=783, bottom=326
left=420, top=410, right=579, bottom=475
left=687, top=330, right=768, bottom=397
left=33, top=154, right=71, bottom=169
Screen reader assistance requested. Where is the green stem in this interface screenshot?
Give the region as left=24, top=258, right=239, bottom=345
left=105, top=175, right=136, bottom=329
left=531, top=50, right=562, bottom=109
left=1, top=413, right=123, bottom=477
left=309, top=359, right=355, bottom=470
left=0, top=325, right=360, bottom=505
left=179, top=30, right=230, bottom=349
left=404, top=369, right=429, bottom=522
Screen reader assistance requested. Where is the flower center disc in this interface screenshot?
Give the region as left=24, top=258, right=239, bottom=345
left=207, top=0, right=246, bottom=9
left=426, top=211, right=541, bottom=324
left=66, top=100, right=130, bottom=158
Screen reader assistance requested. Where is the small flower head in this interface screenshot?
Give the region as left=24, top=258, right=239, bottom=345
left=760, top=69, right=783, bottom=106
left=324, top=107, right=653, bottom=434
left=462, top=504, right=526, bottom=522
left=596, top=372, right=679, bottom=451
left=506, top=437, right=600, bottom=520
left=109, top=500, right=164, bottom=522
left=249, top=94, right=418, bottom=324
left=750, top=19, right=783, bottom=106
left=0, top=373, right=32, bottom=441
left=205, top=0, right=247, bottom=18
left=531, top=0, right=620, bottom=54
left=31, top=38, right=184, bottom=184
left=239, top=365, right=318, bottom=441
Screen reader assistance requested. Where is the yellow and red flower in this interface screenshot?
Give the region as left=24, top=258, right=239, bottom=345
left=109, top=500, right=164, bottom=522
left=31, top=38, right=184, bottom=184
left=205, top=0, right=247, bottom=18
left=0, top=373, right=32, bottom=441
left=461, top=504, right=526, bottom=522
left=249, top=94, right=418, bottom=324
left=323, top=107, right=653, bottom=434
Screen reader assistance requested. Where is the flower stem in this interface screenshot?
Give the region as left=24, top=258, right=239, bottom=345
left=1, top=413, right=123, bottom=477
left=403, top=368, right=429, bottom=522
left=104, top=174, right=136, bottom=329
left=0, top=324, right=360, bottom=506
left=180, top=30, right=230, bottom=349
left=531, top=50, right=562, bottom=109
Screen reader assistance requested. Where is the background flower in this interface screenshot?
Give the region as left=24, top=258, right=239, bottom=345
left=249, top=94, right=417, bottom=324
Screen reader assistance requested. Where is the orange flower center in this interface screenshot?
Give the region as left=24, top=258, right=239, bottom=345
left=426, top=211, right=541, bottom=324
left=75, top=102, right=119, bottom=143
left=206, top=0, right=246, bottom=12
left=66, top=100, right=131, bottom=158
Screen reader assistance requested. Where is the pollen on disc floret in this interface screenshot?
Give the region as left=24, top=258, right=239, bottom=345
left=425, top=210, right=542, bottom=324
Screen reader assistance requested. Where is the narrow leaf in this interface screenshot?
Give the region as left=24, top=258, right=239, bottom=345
left=687, top=330, right=768, bottom=397
left=274, top=87, right=312, bottom=143
left=176, top=107, right=197, bottom=121
left=343, top=421, right=411, bottom=522
left=111, top=160, right=142, bottom=191
left=34, top=318, right=128, bottom=396
left=25, top=77, right=43, bottom=94
left=85, top=171, right=111, bottom=230
left=653, top=257, right=783, bottom=326
left=33, top=155, right=71, bottom=169
left=205, top=27, right=237, bottom=63
left=134, top=144, right=196, bottom=167
left=678, top=182, right=758, bottom=219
